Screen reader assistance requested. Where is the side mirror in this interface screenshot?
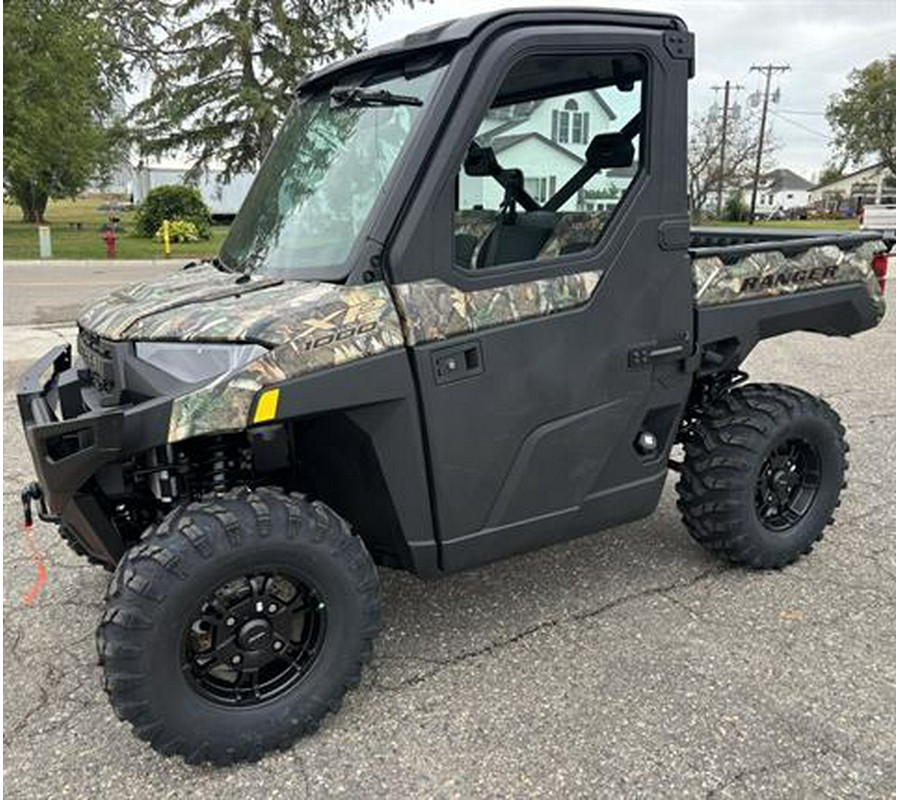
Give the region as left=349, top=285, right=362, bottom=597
left=464, top=144, right=501, bottom=177
left=585, top=133, right=634, bottom=170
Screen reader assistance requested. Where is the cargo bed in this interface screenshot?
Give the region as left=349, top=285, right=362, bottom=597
left=689, top=227, right=889, bottom=374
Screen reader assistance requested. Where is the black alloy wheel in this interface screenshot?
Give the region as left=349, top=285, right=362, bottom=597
left=183, top=571, right=328, bottom=706
left=755, top=438, right=821, bottom=532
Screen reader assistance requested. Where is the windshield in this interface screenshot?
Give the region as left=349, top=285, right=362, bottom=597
left=219, top=60, right=447, bottom=277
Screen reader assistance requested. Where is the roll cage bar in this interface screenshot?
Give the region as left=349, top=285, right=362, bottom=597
left=466, top=111, right=643, bottom=215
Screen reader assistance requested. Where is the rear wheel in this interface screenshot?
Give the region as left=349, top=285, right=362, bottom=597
left=677, top=383, right=848, bottom=569
left=97, top=487, right=380, bottom=764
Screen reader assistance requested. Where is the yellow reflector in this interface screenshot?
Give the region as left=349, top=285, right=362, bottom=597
left=253, top=388, right=280, bottom=424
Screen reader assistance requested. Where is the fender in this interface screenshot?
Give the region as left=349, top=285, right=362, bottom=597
left=252, top=349, right=440, bottom=576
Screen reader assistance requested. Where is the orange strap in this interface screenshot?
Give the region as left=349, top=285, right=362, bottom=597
left=21, top=523, right=48, bottom=606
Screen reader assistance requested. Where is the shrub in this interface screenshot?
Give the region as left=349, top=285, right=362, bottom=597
left=135, top=185, right=211, bottom=239
left=155, top=219, right=201, bottom=243
left=723, top=192, right=748, bottom=222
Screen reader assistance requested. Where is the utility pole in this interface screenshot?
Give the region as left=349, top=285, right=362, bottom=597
left=712, top=80, right=743, bottom=218
left=748, top=63, right=790, bottom=224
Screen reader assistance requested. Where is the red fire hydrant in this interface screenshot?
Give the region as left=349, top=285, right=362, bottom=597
left=102, top=227, right=117, bottom=258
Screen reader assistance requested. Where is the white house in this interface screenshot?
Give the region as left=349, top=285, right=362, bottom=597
left=460, top=90, right=634, bottom=212
left=742, top=168, right=813, bottom=215
left=808, top=163, right=896, bottom=212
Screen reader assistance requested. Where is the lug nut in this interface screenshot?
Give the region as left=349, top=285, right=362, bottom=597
left=231, top=654, right=242, bottom=665
left=273, top=641, right=283, bottom=651
left=255, top=601, right=264, bottom=612
left=225, top=616, right=236, bottom=627
left=267, top=603, right=278, bottom=613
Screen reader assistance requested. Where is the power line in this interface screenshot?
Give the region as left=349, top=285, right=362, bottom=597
left=777, top=109, right=827, bottom=116
left=748, top=64, right=791, bottom=224
left=770, top=110, right=831, bottom=140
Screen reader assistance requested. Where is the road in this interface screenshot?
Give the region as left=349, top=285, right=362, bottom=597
left=2, top=261, right=895, bottom=798
left=3, top=261, right=185, bottom=326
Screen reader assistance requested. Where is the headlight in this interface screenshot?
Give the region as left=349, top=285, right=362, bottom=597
left=134, top=341, right=267, bottom=384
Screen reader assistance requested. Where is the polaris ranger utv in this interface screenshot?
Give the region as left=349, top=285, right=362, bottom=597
left=17, top=8, right=891, bottom=764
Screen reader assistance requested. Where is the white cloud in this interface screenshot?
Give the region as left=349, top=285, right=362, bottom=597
left=367, top=0, right=896, bottom=180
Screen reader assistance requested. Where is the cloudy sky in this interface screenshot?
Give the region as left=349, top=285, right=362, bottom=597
left=366, top=0, right=896, bottom=182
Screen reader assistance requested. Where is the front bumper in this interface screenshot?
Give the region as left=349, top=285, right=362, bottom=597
left=17, top=344, right=171, bottom=564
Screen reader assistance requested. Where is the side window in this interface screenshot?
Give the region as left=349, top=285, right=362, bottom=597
left=454, top=53, right=645, bottom=270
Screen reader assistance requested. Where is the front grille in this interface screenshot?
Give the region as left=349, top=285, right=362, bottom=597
left=77, top=327, right=119, bottom=396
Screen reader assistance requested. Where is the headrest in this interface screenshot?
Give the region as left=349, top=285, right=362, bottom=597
left=585, top=133, right=635, bottom=169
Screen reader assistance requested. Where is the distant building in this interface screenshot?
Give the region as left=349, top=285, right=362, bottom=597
left=808, top=163, right=896, bottom=212
left=132, top=158, right=255, bottom=219
left=742, top=168, right=813, bottom=215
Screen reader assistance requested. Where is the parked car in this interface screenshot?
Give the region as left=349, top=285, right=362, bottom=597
left=861, top=204, right=896, bottom=241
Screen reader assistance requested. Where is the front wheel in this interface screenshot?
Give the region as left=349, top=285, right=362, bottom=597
left=677, top=383, right=848, bottom=569
left=97, top=487, right=380, bottom=764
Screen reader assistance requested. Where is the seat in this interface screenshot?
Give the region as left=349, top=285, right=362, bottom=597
left=475, top=210, right=558, bottom=269
left=538, top=211, right=610, bottom=260
left=453, top=209, right=501, bottom=268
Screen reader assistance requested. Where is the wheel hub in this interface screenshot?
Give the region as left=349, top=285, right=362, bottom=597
left=182, top=572, right=327, bottom=707
left=755, top=438, right=821, bottom=532
left=237, top=618, right=273, bottom=650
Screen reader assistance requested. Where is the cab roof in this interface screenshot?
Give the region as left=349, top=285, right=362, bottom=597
left=298, top=7, right=689, bottom=90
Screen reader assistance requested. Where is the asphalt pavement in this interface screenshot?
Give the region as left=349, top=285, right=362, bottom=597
left=2, top=261, right=895, bottom=798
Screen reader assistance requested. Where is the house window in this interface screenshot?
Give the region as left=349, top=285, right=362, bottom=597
left=553, top=100, right=590, bottom=145
left=523, top=176, right=558, bottom=204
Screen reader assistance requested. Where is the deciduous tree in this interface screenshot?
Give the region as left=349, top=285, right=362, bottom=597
left=826, top=55, right=895, bottom=174
left=3, top=0, right=127, bottom=222
left=687, top=107, right=776, bottom=218
left=816, top=164, right=845, bottom=186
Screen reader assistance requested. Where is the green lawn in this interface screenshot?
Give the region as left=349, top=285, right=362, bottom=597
left=704, top=218, right=860, bottom=231
left=3, top=196, right=228, bottom=260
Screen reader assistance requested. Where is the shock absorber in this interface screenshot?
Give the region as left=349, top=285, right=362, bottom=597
left=148, top=446, right=179, bottom=504
left=208, top=441, right=228, bottom=494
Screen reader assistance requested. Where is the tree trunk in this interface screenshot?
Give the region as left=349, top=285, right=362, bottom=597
left=11, top=180, right=49, bottom=223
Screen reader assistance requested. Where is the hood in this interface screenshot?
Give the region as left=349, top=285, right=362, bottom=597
left=77, top=263, right=396, bottom=347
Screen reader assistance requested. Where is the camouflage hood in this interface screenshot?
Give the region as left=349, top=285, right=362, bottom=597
left=77, top=263, right=388, bottom=347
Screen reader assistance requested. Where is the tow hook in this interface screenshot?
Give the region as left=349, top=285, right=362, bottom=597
left=21, top=481, right=55, bottom=527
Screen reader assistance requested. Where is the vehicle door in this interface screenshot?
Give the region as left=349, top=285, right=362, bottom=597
left=388, top=27, right=695, bottom=570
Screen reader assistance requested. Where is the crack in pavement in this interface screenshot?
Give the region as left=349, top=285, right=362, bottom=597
left=371, top=566, right=727, bottom=692
left=704, top=746, right=850, bottom=798
left=3, top=663, right=61, bottom=745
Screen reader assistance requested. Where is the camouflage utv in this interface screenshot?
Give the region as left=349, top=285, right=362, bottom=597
left=17, top=8, right=892, bottom=764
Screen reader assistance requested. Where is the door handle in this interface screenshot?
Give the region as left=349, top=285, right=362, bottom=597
left=627, top=334, right=692, bottom=370
left=433, top=341, right=484, bottom=385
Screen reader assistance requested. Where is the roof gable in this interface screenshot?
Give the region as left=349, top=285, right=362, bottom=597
left=763, top=168, right=813, bottom=191
left=490, top=132, right=585, bottom=165
left=809, top=162, right=891, bottom=191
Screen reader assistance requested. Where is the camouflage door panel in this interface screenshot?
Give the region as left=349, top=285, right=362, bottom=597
left=392, top=270, right=602, bottom=345
left=693, top=239, right=887, bottom=311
